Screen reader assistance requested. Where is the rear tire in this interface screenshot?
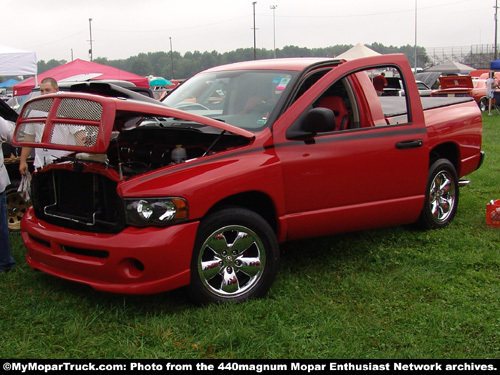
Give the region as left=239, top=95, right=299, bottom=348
left=417, top=159, right=459, bottom=229
left=479, top=98, right=488, bottom=112
left=188, top=207, right=279, bottom=304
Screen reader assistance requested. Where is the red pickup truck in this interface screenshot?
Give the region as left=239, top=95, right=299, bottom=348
left=13, top=54, right=484, bottom=304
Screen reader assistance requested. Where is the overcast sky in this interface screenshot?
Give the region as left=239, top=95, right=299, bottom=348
left=0, top=0, right=495, bottom=62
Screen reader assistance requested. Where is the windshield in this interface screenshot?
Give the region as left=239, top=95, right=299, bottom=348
left=162, top=70, right=296, bottom=132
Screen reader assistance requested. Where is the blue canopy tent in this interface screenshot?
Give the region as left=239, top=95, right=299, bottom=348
left=149, top=77, right=172, bottom=86
left=491, top=59, right=500, bottom=70
left=0, top=78, right=19, bottom=88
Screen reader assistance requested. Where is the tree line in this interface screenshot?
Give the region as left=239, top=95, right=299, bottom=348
left=37, top=43, right=430, bottom=80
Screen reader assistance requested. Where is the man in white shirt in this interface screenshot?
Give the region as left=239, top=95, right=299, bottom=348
left=486, top=71, right=498, bottom=115
left=486, top=71, right=497, bottom=99
left=19, top=77, right=85, bottom=174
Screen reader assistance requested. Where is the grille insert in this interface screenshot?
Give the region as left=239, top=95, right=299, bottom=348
left=32, top=169, right=124, bottom=233
left=56, top=98, right=103, bottom=121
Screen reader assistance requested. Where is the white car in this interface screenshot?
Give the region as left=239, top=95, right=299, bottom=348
left=416, top=80, right=432, bottom=96
left=384, top=78, right=433, bottom=97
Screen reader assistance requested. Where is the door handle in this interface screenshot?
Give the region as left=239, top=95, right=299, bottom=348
left=395, top=139, right=424, bottom=149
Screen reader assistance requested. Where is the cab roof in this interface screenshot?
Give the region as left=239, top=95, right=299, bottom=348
left=202, top=57, right=340, bottom=73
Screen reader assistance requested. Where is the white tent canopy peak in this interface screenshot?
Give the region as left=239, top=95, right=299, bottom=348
left=0, top=44, right=37, bottom=76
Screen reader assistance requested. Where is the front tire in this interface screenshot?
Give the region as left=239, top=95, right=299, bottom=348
left=188, top=207, right=279, bottom=304
left=418, top=159, right=459, bottom=229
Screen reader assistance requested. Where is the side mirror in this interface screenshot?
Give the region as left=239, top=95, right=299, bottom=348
left=286, top=107, right=336, bottom=140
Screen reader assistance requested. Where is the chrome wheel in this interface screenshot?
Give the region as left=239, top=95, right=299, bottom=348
left=428, top=170, right=456, bottom=224
left=418, top=159, right=459, bottom=229
left=189, top=207, right=279, bottom=304
left=479, top=98, right=487, bottom=112
left=198, top=225, right=266, bottom=297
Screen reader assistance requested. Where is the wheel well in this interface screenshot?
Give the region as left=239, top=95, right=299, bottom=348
left=429, top=142, right=459, bottom=171
left=207, top=192, right=277, bottom=233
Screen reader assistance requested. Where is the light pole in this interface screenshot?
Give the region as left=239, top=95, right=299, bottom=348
left=270, top=5, right=277, bottom=58
left=495, top=0, right=498, bottom=60
left=169, top=37, right=174, bottom=79
left=414, top=0, right=417, bottom=71
left=88, top=18, right=93, bottom=61
left=253, top=2, right=257, bottom=60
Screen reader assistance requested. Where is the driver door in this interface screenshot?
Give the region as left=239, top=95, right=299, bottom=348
left=274, top=62, right=429, bottom=240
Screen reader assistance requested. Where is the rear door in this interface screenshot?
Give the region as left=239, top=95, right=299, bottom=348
left=273, top=57, right=429, bottom=240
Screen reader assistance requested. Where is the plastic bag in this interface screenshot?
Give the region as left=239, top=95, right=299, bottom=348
left=17, top=171, right=31, bottom=202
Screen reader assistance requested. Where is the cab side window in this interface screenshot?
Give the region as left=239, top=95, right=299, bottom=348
left=313, top=65, right=410, bottom=131
left=286, top=64, right=411, bottom=140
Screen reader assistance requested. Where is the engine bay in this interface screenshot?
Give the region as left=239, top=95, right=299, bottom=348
left=74, top=122, right=251, bottom=177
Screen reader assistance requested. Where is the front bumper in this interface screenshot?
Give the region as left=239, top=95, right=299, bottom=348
left=21, top=208, right=199, bottom=294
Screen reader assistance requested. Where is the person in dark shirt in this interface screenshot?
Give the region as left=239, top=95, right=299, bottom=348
left=0, top=116, right=15, bottom=272
left=373, top=72, right=388, bottom=96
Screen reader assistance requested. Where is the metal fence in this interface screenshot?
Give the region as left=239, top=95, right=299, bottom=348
left=425, top=44, right=499, bottom=70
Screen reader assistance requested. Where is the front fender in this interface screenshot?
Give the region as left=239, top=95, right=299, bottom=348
left=117, top=147, right=285, bottom=221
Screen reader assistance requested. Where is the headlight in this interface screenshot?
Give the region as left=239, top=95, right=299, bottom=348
left=125, top=197, right=188, bottom=226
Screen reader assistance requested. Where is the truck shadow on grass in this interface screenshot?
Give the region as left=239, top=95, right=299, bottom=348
left=279, top=224, right=419, bottom=275
left=14, top=223, right=441, bottom=313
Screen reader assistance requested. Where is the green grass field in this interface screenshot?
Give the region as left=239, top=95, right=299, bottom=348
left=1, top=113, right=499, bottom=359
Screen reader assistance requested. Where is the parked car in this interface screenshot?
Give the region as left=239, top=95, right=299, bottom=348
left=13, top=54, right=484, bottom=304
left=383, top=76, right=405, bottom=96
left=431, top=75, right=491, bottom=111
left=382, top=77, right=433, bottom=97
left=20, top=79, right=154, bottom=104
left=416, top=80, right=433, bottom=96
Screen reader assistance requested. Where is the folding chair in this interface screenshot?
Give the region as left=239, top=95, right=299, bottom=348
left=493, top=91, right=500, bottom=115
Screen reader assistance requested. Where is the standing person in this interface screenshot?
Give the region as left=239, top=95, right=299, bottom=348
left=486, top=71, right=498, bottom=115
left=19, top=77, right=85, bottom=175
left=486, top=71, right=497, bottom=98
left=373, top=72, right=388, bottom=96
left=0, top=116, right=15, bottom=273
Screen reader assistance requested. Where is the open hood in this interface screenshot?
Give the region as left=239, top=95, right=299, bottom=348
left=0, top=97, right=18, bottom=123
left=12, top=92, right=255, bottom=153
left=438, top=75, right=473, bottom=90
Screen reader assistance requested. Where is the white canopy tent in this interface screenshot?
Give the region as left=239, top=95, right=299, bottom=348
left=336, top=43, right=381, bottom=60
left=0, top=44, right=37, bottom=76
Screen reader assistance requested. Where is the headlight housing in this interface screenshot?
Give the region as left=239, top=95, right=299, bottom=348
left=124, top=197, right=188, bottom=227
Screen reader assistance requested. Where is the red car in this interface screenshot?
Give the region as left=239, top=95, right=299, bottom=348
left=431, top=75, right=497, bottom=112
left=14, top=54, right=483, bottom=304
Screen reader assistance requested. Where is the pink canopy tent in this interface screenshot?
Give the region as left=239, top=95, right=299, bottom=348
left=13, top=59, right=149, bottom=96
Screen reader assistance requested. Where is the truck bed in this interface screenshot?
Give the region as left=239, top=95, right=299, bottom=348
left=380, top=96, right=474, bottom=118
